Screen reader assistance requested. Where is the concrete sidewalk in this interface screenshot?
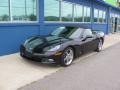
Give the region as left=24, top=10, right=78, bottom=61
left=0, top=33, right=120, bottom=90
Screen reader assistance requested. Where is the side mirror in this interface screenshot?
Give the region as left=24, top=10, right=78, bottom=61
left=81, top=35, right=93, bottom=41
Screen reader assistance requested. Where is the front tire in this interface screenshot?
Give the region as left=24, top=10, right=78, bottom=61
left=61, top=47, right=74, bottom=67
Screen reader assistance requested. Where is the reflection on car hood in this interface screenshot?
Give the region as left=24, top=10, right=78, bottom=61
left=25, top=35, right=70, bottom=50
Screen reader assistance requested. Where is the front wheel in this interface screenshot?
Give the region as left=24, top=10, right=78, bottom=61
left=96, top=39, right=103, bottom=52
left=61, top=47, right=74, bottom=67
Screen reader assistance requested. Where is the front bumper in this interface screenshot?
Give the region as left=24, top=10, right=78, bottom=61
left=20, top=45, right=62, bottom=64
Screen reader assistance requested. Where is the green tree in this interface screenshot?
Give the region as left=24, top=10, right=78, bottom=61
left=104, top=0, right=117, bottom=6
left=29, top=14, right=36, bottom=21
left=2, top=15, right=9, bottom=21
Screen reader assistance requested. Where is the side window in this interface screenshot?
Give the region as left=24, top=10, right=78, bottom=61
left=82, top=29, right=93, bottom=38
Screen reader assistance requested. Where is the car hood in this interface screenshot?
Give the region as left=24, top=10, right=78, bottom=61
left=24, top=35, right=71, bottom=52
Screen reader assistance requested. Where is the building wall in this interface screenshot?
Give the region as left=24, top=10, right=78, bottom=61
left=0, top=24, right=40, bottom=55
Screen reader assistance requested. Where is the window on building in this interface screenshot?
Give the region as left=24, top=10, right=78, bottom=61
left=0, top=0, right=9, bottom=21
left=110, top=13, right=114, bottom=24
left=110, top=13, right=112, bottom=24
left=94, top=9, right=99, bottom=22
left=103, top=11, right=106, bottom=23
left=84, top=6, right=91, bottom=22
left=44, top=0, right=91, bottom=23
left=0, top=0, right=37, bottom=22
left=62, top=1, right=73, bottom=21
left=118, top=15, right=120, bottom=24
left=74, top=4, right=83, bottom=22
left=12, top=0, right=37, bottom=21
left=99, top=10, right=103, bottom=23
left=26, top=0, right=37, bottom=21
left=118, top=15, right=120, bottom=31
left=44, top=0, right=60, bottom=21
left=94, top=8, right=106, bottom=23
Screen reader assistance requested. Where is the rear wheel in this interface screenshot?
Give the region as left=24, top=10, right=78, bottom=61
left=61, top=47, right=74, bottom=66
left=96, top=39, right=103, bottom=52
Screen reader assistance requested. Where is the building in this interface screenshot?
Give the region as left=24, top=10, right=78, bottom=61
left=0, top=0, right=120, bottom=56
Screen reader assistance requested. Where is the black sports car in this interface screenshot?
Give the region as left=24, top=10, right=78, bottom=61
left=20, top=27, right=105, bottom=66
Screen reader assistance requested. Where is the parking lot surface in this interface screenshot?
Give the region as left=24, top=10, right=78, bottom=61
left=19, top=42, right=120, bottom=90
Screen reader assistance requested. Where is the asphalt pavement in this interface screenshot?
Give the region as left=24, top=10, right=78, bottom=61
left=19, top=42, right=120, bottom=90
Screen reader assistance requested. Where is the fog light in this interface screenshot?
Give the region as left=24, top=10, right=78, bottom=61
left=48, top=59, right=54, bottom=62
left=55, top=52, right=62, bottom=56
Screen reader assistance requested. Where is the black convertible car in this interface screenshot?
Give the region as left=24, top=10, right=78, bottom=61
left=20, top=27, right=105, bottom=66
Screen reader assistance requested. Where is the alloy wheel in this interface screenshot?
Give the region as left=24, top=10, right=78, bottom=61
left=62, top=48, right=74, bottom=66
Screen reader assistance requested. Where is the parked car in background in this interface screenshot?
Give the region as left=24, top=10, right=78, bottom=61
left=20, top=27, right=105, bottom=66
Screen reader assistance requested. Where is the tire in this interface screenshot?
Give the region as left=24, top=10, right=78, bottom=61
left=96, top=39, right=103, bottom=52
left=61, top=47, right=74, bottom=67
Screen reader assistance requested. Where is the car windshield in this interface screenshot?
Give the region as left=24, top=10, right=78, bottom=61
left=51, top=27, right=83, bottom=39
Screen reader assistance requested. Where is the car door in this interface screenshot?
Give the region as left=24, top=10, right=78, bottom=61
left=86, top=36, right=98, bottom=51
left=81, top=29, right=96, bottom=53
left=89, top=36, right=99, bottom=51
left=80, top=37, right=92, bottom=53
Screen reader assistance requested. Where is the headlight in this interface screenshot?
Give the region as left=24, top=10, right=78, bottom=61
left=48, top=45, right=61, bottom=52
